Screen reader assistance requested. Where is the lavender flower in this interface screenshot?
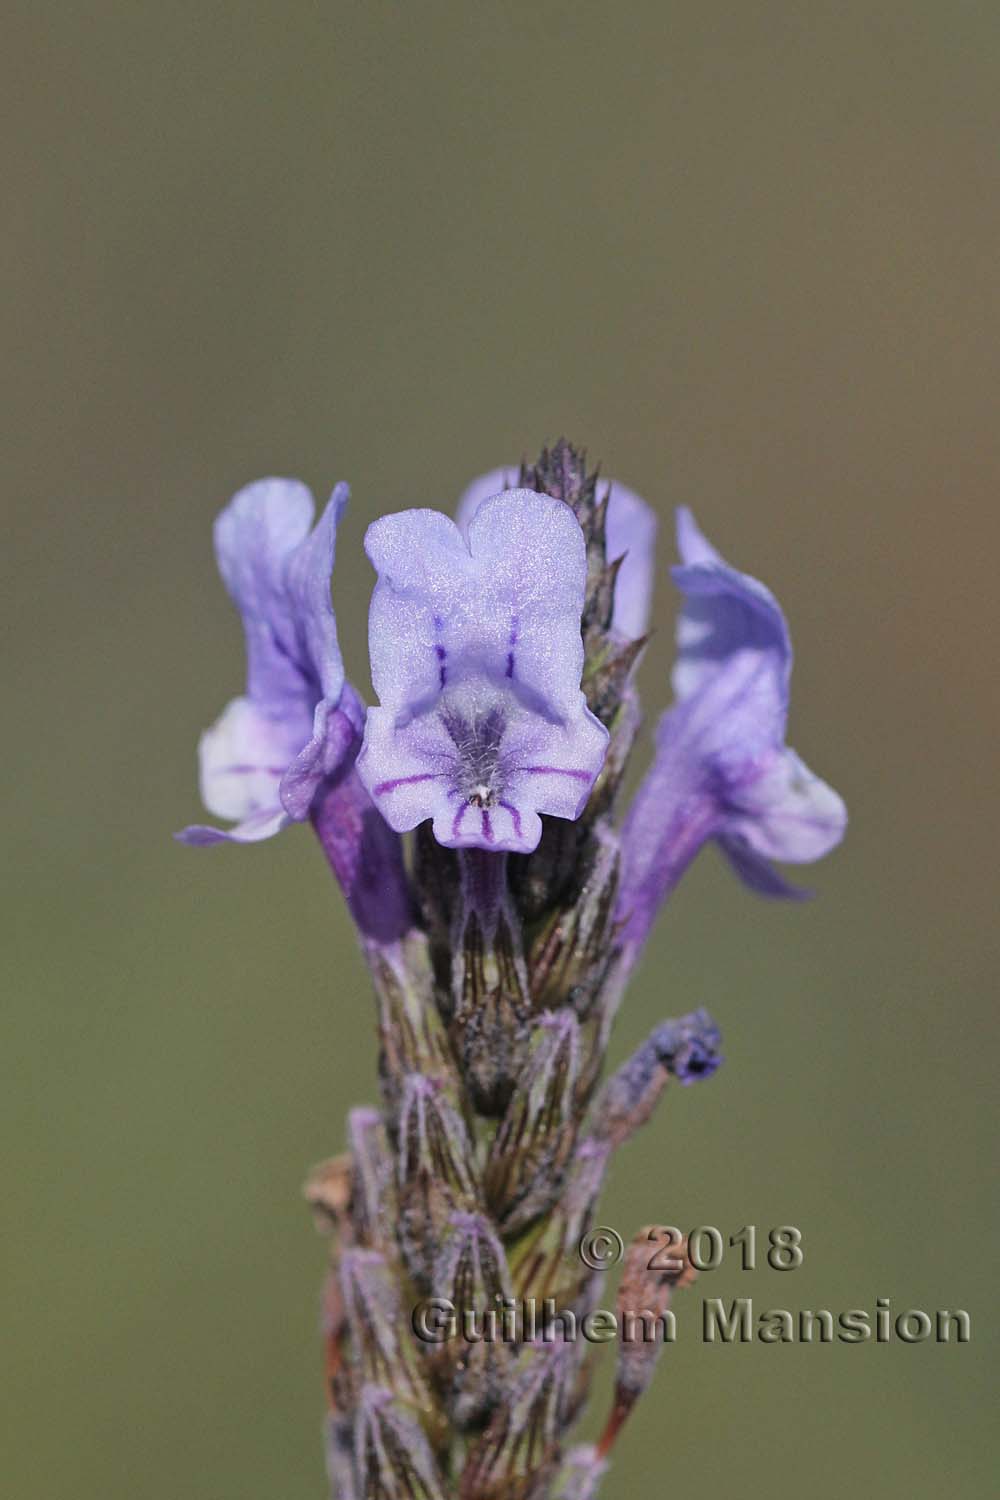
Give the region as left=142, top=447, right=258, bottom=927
left=617, top=506, right=847, bottom=957
left=177, top=477, right=357, bottom=844
left=178, top=439, right=846, bottom=1500
left=177, top=476, right=413, bottom=942
left=355, top=489, right=609, bottom=853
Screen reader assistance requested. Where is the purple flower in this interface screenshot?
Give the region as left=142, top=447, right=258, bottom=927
left=177, top=478, right=358, bottom=845
left=355, top=489, right=609, bottom=853
left=618, top=507, right=847, bottom=952
left=456, top=466, right=658, bottom=639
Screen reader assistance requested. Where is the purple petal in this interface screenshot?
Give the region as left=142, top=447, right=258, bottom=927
left=213, top=476, right=347, bottom=720
left=279, top=689, right=365, bottom=821
left=672, top=506, right=790, bottom=746
left=617, top=510, right=846, bottom=957
left=456, top=465, right=658, bottom=639
left=361, top=692, right=600, bottom=855
left=723, top=746, right=847, bottom=864
left=363, top=507, right=473, bottom=712
left=182, top=479, right=352, bottom=844
left=454, top=466, right=519, bottom=538
left=310, top=760, right=414, bottom=942
left=175, top=806, right=291, bottom=845
left=434, top=796, right=542, bottom=854
left=195, top=695, right=305, bottom=824
left=360, top=705, right=454, bottom=833
left=365, top=491, right=592, bottom=719
left=605, top=480, right=658, bottom=638
left=715, top=835, right=813, bottom=899
left=501, top=705, right=607, bottom=823
left=616, top=733, right=722, bottom=950
left=673, top=504, right=721, bottom=566
left=464, top=490, right=594, bottom=717
left=214, top=478, right=319, bottom=713
left=283, top=482, right=349, bottom=703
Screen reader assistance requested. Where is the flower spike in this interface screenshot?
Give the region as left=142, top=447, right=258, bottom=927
left=177, top=441, right=849, bottom=1496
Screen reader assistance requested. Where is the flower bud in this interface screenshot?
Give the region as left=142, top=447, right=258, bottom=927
left=551, top=1444, right=608, bottom=1500
left=581, top=632, right=648, bottom=725
left=598, top=1228, right=697, bottom=1456
left=507, top=815, right=588, bottom=925
left=526, top=828, right=620, bottom=1019
left=370, top=937, right=459, bottom=1126
left=450, top=850, right=532, bottom=1116
left=521, top=438, right=601, bottom=528
left=346, top=1107, right=397, bottom=1253
left=520, top=440, right=647, bottom=736
left=518, top=441, right=612, bottom=670
left=584, top=687, right=642, bottom=824
left=324, top=1411, right=357, bottom=1500
left=304, top=1152, right=353, bottom=1238
left=321, top=1263, right=351, bottom=1418
left=339, top=1249, right=433, bottom=1417
left=396, top=1074, right=479, bottom=1287
left=354, top=1385, right=448, bottom=1500
left=431, top=1211, right=515, bottom=1427
left=485, top=1011, right=581, bottom=1235
left=459, top=1343, right=578, bottom=1500
left=593, top=1008, right=722, bottom=1147
left=507, top=1137, right=612, bottom=1311
left=585, top=550, right=624, bottom=640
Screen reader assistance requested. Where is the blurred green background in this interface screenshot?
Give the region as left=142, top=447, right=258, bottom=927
left=3, top=2, right=997, bottom=1496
